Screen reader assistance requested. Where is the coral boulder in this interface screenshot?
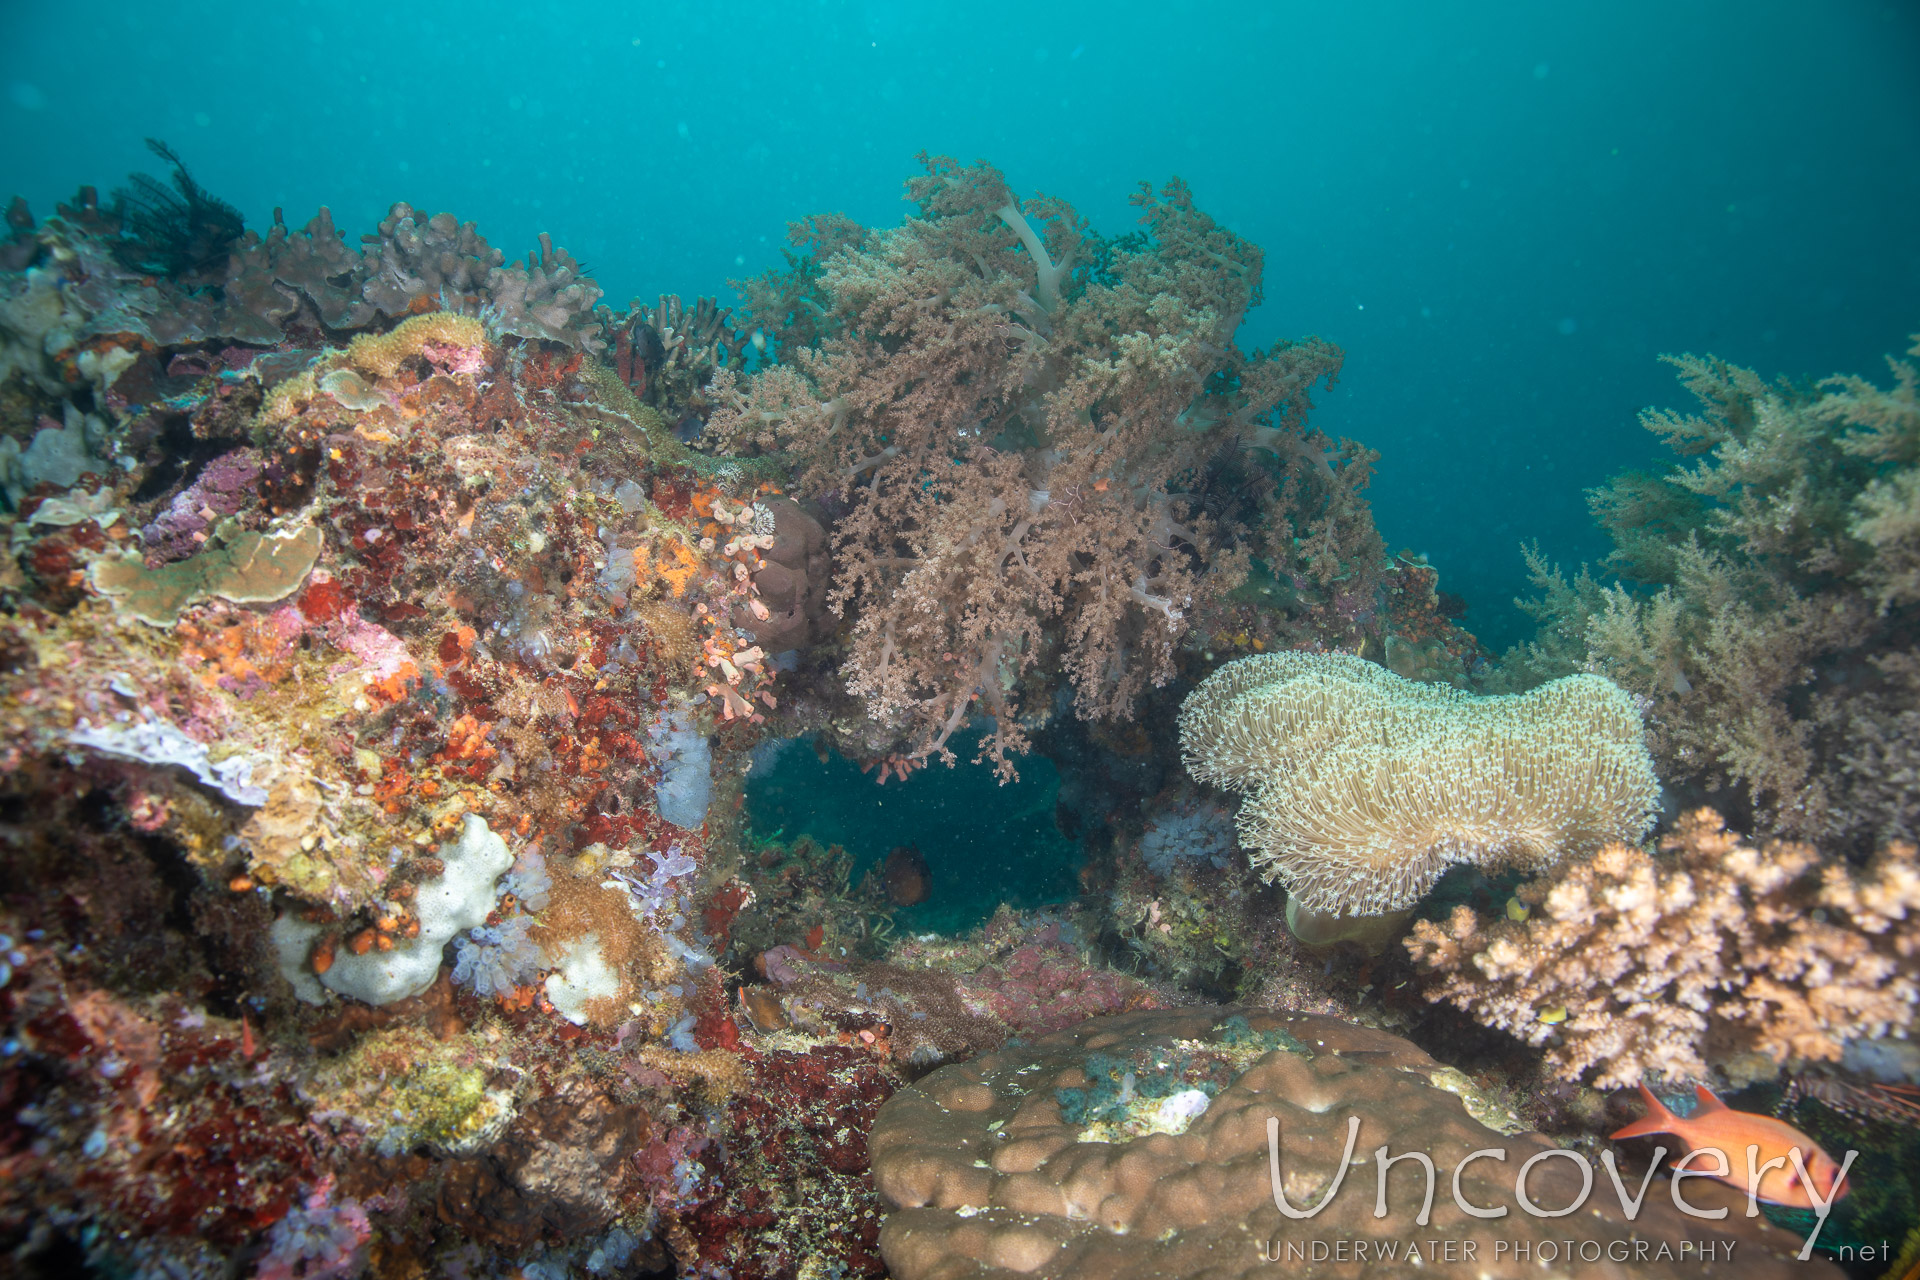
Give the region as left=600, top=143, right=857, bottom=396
left=870, top=1007, right=1836, bottom=1279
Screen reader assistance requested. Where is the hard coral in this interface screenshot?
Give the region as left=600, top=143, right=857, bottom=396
left=91, top=523, right=322, bottom=627
left=1407, top=807, right=1920, bottom=1087
left=9, top=189, right=605, bottom=352
left=870, top=1006, right=1830, bottom=1280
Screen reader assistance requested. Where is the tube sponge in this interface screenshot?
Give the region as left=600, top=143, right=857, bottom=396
left=451, top=916, right=545, bottom=997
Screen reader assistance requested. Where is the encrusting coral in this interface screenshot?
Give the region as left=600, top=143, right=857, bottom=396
left=1406, top=808, right=1920, bottom=1088
left=710, top=155, right=1370, bottom=777
left=1178, top=650, right=1658, bottom=917
left=88, top=522, right=321, bottom=626
left=1506, top=337, right=1920, bottom=850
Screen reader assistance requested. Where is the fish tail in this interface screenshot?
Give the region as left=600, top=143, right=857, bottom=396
left=1610, top=1083, right=1679, bottom=1140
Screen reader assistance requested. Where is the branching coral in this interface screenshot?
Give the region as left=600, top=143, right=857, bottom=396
left=1406, top=808, right=1920, bottom=1088
left=1179, top=651, right=1658, bottom=916
left=710, top=156, right=1366, bottom=776
left=1508, top=338, right=1920, bottom=849
left=609, top=292, right=753, bottom=416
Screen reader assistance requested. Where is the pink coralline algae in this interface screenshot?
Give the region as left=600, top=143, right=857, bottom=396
left=322, top=604, right=416, bottom=682
left=139, top=448, right=264, bottom=564
left=963, top=924, right=1157, bottom=1035
left=254, top=1176, right=371, bottom=1280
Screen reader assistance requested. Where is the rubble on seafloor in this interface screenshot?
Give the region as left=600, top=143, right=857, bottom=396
left=0, top=154, right=1911, bottom=1280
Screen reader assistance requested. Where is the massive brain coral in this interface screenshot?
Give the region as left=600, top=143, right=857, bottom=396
left=868, top=1007, right=1832, bottom=1280
left=1178, top=652, right=1658, bottom=917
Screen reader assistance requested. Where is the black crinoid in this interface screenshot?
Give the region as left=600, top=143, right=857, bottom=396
left=108, top=138, right=245, bottom=279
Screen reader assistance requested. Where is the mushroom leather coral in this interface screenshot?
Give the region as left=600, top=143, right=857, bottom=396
left=869, top=1007, right=1833, bottom=1280
left=1178, top=651, right=1658, bottom=915
left=1407, top=807, right=1920, bottom=1087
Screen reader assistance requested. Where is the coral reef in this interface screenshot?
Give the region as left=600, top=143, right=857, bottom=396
left=871, top=1006, right=1833, bottom=1279
left=711, top=155, right=1368, bottom=777
left=0, top=232, right=803, bottom=1270
left=1179, top=650, right=1658, bottom=916
left=1507, top=339, right=1920, bottom=850
left=1, top=183, right=605, bottom=358
left=1408, top=808, right=1920, bottom=1087
left=5, top=146, right=1891, bottom=1278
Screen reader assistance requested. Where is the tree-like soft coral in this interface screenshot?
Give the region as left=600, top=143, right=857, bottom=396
left=1406, top=808, right=1920, bottom=1088
left=1507, top=337, right=1920, bottom=850
left=711, top=156, right=1369, bottom=777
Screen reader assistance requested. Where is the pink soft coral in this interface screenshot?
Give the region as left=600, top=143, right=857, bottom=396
left=713, top=156, right=1365, bottom=778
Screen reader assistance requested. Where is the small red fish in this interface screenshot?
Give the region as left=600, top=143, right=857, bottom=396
left=1611, top=1083, right=1851, bottom=1209
left=240, top=1009, right=256, bottom=1060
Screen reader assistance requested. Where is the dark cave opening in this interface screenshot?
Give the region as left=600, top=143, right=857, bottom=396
left=742, top=727, right=1083, bottom=934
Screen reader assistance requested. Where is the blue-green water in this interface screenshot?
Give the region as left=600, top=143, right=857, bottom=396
left=744, top=731, right=1081, bottom=933
left=6, top=1, right=1915, bottom=649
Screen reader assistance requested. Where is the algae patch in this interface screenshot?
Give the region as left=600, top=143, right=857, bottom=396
left=302, top=1025, right=516, bottom=1157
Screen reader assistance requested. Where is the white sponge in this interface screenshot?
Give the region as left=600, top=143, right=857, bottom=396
left=317, top=813, right=512, bottom=1006
left=544, top=933, right=619, bottom=1025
